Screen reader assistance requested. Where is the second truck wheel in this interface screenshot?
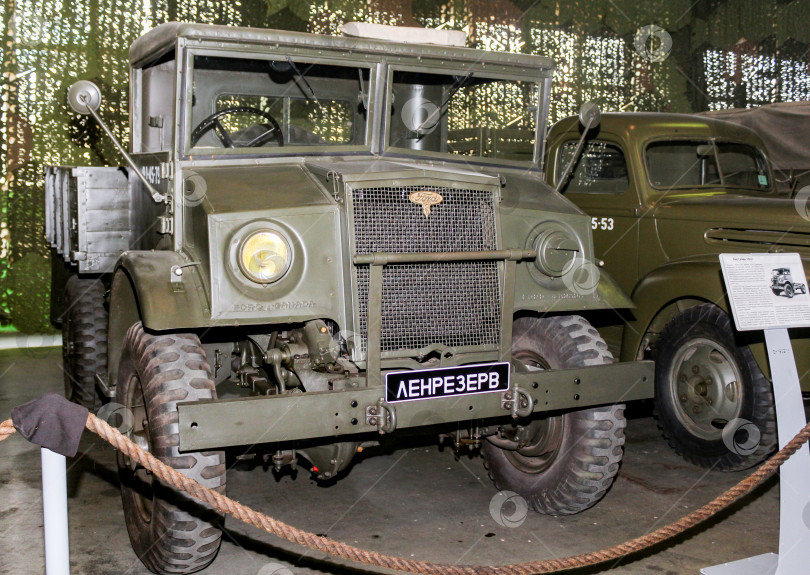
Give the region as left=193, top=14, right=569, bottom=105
left=654, top=304, right=776, bottom=471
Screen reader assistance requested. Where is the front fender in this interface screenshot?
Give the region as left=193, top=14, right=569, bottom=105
left=621, top=257, right=810, bottom=391
left=620, top=258, right=728, bottom=363
left=116, top=251, right=210, bottom=331
left=106, top=251, right=212, bottom=395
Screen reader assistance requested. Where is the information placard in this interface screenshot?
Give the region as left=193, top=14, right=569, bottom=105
left=719, top=253, right=810, bottom=331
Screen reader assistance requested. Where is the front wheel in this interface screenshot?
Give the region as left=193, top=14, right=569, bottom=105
left=653, top=304, right=776, bottom=471
left=785, top=283, right=795, bottom=298
left=117, top=322, right=225, bottom=574
left=482, top=315, right=626, bottom=516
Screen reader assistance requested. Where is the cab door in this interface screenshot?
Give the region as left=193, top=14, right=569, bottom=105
left=550, top=138, right=642, bottom=296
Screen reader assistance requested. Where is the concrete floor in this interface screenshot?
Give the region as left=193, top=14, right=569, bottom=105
left=0, top=347, right=789, bottom=575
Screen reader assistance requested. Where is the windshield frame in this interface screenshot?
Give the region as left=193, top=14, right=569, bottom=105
left=382, top=62, right=546, bottom=169
left=643, top=136, right=775, bottom=194
left=180, top=45, right=379, bottom=159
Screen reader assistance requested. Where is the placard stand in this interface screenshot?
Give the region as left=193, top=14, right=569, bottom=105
left=41, top=447, right=70, bottom=574
left=703, top=252, right=810, bottom=574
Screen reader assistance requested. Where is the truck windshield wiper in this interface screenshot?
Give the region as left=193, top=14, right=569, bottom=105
left=415, top=71, right=474, bottom=137
left=286, top=56, right=320, bottom=106
left=358, top=69, right=368, bottom=111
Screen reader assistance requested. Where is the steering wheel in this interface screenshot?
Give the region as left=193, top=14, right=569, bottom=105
left=191, top=106, right=284, bottom=148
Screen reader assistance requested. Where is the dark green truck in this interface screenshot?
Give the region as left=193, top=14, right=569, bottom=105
left=546, top=112, right=810, bottom=472
left=47, top=22, right=653, bottom=574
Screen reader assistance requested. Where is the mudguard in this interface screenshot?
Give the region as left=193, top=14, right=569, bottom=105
left=106, top=251, right=213, bottom=386
left=115, top=251, right=211, bottom=330
left=620, top=258, right=729, bottom=363
left=594, top=269, right=635, bottom=310
left=620, top=257, right=810, bottom=390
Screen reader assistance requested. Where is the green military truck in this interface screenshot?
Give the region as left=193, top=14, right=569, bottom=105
left=46, top=22, right=654, bottom=574
left=545, top=112, right=810, bottom=472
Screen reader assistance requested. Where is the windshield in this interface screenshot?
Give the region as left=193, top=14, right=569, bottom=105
left=388, top=69, right=538, bottom=163
left=645, top=140, right=771, bottom=192
left=188, top=54, right=370, bottom=152
left=557, top=141, right=629, bottom=194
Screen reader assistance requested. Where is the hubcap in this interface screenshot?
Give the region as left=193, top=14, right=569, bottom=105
left=123, top=373, right=154, bottom=523
left=501, top=350, right=564, bottom=473
left=668, top=338, right=743, bottom=441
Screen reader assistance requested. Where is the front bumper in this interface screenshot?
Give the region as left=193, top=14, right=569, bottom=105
left=178, top=360, right=654, bottom=451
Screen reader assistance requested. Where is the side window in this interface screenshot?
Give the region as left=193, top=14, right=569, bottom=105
left=716, top=143, right=770, bottom=190
left=140, top=59, right=176, bottom=153
left=645, top=140, right=769, bottom=191
left=646, top=141, right=717, bottom=187
left=557, top=141, right=629, bottom=194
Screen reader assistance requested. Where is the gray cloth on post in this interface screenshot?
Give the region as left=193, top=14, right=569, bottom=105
left=11, top=393, right=89, bottom=457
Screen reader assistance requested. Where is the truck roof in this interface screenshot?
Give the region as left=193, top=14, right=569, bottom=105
left=549, top=112, right=766, bottom=150
left=130, top=21, right=555, bottom=74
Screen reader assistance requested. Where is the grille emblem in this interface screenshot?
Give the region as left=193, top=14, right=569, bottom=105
left=409, top=190, right=443, bottom=218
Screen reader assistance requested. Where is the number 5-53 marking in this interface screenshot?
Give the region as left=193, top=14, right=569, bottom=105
left=591, top=217, right=614, bottom=231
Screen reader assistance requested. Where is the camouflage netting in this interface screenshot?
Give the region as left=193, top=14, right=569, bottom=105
left=1, top=0, right=809, bottom=334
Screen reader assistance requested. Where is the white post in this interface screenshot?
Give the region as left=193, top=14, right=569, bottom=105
left=41, top=447, right=70, bottom=575
left=764, top=328, right=810, bottom=575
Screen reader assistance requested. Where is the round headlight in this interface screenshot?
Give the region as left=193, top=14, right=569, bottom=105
left=238, top=230, right=292, bottom=284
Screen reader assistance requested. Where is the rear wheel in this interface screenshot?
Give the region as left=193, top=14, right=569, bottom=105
left=482, top=315, right=626, bottom=516
left=653, top=304, right=776, bottom=470
left=61, top=275, right=106, bottom=410
left=117, top=322, right=225, bottom=574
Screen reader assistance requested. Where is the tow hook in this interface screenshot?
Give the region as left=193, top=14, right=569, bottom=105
left=366, top=398, right=397, bottom=434
left=502, top=386, right=533, bottom=419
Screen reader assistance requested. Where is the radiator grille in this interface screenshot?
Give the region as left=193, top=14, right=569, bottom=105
left=351, top=185, right=500, bottom=355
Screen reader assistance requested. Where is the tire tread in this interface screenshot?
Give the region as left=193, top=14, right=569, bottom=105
left=119, top=322, right=224, bottom=574
left=62, top=276, right=107, bottom=410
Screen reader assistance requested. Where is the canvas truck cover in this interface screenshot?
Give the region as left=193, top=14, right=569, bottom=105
left=701, top=101, right=810, bottom=194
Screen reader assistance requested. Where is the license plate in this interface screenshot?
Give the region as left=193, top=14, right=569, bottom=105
left=385, top=362, right=511, bottom=403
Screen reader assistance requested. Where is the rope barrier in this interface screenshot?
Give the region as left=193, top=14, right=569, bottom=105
left=0, top=419, right=16, bottom=442
left=3, top=413, right=810, bottom=574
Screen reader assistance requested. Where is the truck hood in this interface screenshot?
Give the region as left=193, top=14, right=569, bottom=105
left=186, top=162, right=333, bottom=214
left=188, top=157, right=583, bottom=217
left=655, top=192, right=800, bottom=225
left=654, top=191, right=810, bottom=251
left=304, top=157, right=584, bottom=216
